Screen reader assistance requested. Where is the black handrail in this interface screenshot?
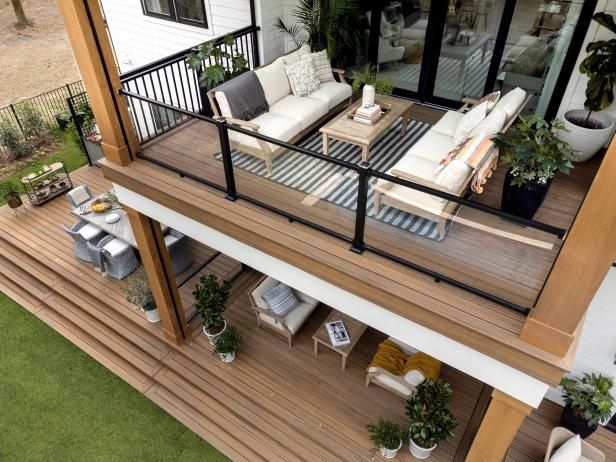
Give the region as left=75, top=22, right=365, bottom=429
left=120, top=25, right=259, bottom=82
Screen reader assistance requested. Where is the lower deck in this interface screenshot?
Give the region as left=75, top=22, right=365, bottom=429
left=0, top=165, right=614, bottom=461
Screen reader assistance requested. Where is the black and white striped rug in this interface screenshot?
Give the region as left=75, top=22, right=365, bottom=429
left=222, top=118, right=451, bottom=240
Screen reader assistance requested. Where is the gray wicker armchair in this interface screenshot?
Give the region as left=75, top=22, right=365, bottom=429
left=61, top=220, right=106, bottom=263
left=97, top=235, right=139, bottom=280
left=165, top=229, right=193, bottom=275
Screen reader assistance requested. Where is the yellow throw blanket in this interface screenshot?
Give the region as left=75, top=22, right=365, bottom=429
left=367, top=340, right=441, bottom=380
left=439, top=133, right=499, bottom=194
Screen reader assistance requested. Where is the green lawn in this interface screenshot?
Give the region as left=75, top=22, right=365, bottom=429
left=0, top=130, right=88, bottom=206
left=0, top=292, right=227, bottom=462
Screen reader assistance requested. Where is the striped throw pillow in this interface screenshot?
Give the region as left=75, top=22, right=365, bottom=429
left=262, top=283, right=300, bottom=317
left=300, top=49, right=335, bottom=83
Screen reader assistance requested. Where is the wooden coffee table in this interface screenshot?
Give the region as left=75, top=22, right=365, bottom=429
left=320, top=94, right=413, bottom=162
left=312, top=309, right=367, bottom=370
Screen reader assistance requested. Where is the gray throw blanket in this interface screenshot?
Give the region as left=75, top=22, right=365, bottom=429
left=213, top=71, right=268, bottom=121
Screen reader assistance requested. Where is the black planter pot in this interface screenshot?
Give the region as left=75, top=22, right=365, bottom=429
left=501, top=169, right=552, bottom=219
left=55, top=115, right=70, bottom=131
left=560, top=405, right=598, bottom=439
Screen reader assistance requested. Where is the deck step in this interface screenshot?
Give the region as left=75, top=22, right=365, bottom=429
left=0, top=250, right=54, bottom=301
left=0, top=273, right=46, bottom=313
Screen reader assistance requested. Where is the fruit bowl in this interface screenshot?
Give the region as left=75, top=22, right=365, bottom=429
left=91, top=198, right=111, bottom=213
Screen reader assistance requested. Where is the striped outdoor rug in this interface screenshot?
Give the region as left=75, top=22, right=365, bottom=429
left=222, top=118, right=452, bottom=241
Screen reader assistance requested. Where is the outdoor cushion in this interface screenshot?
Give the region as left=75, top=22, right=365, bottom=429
left=406, top=131, right=456, bottom=163
left=284, top=57, right=321, bottom=97
left=391, top=155, right=440, bottom=183
left=431, top=111, right=465, bottom=137
left=269, top=95, right=328, bottom=130
left=229, top=112, right=301, bottom=151
left=259, top=301, right=315, bottom=334
left=549, top=435, right=582, bottom=462
left=308, top=82, right=352, bottom=109
left=371, top=373, right=415, bottom=396
left=453, top=101, right=488, bottom=145
left=279, top=44, right=311, bottom=65
left=214, top=90, right=233, bottom=118
left=163, top=234, right=178, bottom=246
left=470, top=108, right=507, bottom=137
left=78, top=223, right=103, bottom=241
left=68, top=186, right=91, bottom=208
left=435, top=160, right=472, bottom=195
left=254, top=59, right=291, bottom=106
left=262, top=282, right=300, bottom=317
left=403, top=370, right=425, bottom=387
left=102, top=238, right=129, bottom=257
left=493, top=87, right=526, bottom=120
left=299, top=49, right=335, bottom=83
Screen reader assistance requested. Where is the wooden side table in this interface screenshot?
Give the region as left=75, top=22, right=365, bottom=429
left=312, top=309, right=367, bottom=370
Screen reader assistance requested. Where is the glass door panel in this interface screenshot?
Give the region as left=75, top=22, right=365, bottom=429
left=374, top=0, right=431, bottom=93
left=433, top=0, right=507, bottom=101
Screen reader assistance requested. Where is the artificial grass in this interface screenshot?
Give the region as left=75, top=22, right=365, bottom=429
left=0, top=130, right=87, bottom=206
left=0, top=292, right=228, bottom=462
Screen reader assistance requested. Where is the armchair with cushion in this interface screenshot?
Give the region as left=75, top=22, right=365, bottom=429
left=164, top=229, right=193, bottom=275
left=249, top=275, right=319, bottom=347
left=544, top=427, right=605, bottom=462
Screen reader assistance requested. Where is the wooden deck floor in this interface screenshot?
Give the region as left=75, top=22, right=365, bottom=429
left=139, top=106, right=599, bottom=309
left=0, top=165, right=614, bottom=461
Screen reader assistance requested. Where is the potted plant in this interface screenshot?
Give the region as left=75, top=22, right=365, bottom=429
left=405, top=379, right=458, bottom=459
left=213, top=325, right=240, bottom=363
left=557, top=12, right=616, bottom=162
left=55, top=111, right=71, bottom=131
left=560, top=373, right=614, bottom=439
left=366, top=417, right=407, bottom=459
left=492, top=115, right=575, bottom=219
left=0, top=181, right=23, bottom=209
left=124, top=266, right=160, bottom=323
left=351, top=64, right=394, bottom=96
left=193, top=273, right=232, bottom=344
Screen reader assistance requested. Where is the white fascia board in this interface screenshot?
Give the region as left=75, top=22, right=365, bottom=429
left=115, top=184, right=549, bottom=408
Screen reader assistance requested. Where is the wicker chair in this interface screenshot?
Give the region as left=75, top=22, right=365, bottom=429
left=164, top=229, right=193, bottom=275
left=66, top=185, right=93, bottom=208
left=97, top=235, right=139, bottom=280
left=87, top=237, right=107, bottom=272
left=60, top=220, right=106, bottom=263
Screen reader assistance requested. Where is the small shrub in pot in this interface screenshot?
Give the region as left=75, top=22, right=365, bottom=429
left=213, top=325, right=240, bottom=363
left=0, top=181, right=23, bottom=208
left=193, top=273, right=232, bottom=343
left=366, top=417, right=407, bottom=459
left=124, top=265, right=160, bottom=322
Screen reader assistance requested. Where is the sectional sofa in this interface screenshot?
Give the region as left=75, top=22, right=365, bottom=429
left=208, top=45, right=352, bottom=173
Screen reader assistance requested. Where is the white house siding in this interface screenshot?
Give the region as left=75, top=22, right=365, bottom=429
left=557, top=0, right=616, bottom=121
left=100, top=0, right=251, bottom=73
left=545, top=267, right=616, bottom=410
left=255, top=0, right=300, bottom=64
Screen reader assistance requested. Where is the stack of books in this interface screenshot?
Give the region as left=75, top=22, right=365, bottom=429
left=353, top=103, right=382, bottom=125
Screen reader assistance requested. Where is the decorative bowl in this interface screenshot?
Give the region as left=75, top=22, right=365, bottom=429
left=91, top=198, right=112, bottom=213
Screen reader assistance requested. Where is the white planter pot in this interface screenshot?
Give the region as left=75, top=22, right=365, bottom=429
left=145, top=309, right=160, bottom=323
left=203, top=320, right=227, bottom=345
left=410, top=439, right=437, bottom=459
left=379, top=439, right=402, bottom=459
left=218, top=351, right=236, bottom=363
left=556, top=110, right=614, bottom=162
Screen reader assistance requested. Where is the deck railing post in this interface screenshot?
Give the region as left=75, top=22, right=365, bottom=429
left=351, top=161, right=370, bottom=254
left=216, top=117, right=237, bottom=201
left=251, top=28, right=260, bottom=68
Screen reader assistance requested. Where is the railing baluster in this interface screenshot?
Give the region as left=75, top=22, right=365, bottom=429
left=351, top=161, right=370, bottom=253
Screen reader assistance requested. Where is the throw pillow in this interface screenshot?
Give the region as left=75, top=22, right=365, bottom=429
left=453, top=101, right=488, bottom=146
left=403, top=370, right=425, bottom=388
left=299, top=49, right=335, bottom=83
left=477, top=91, right=501, bottom=113
left=285, top=57, right=321, bottom=97
left=470, top=108, right=507, bottom=137
left=262, top=283, right=300, bottom=317
left=281, top=44, right=311, bottom=65
left=509, top=41, right=549, bottom=77
left=548, top=435, right=582, bottom=462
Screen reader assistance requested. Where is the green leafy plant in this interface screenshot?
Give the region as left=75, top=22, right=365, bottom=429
left=351, top=64, right=394, bottom=95
left=579, top=13, right=616, bottom=127
left=366, top=417, right=407, bottom=451
left=492, top=115, right=575, bottom=186
left=405, top=379, right=458, bottom=449
left=275, top=0, right=365, bottom=68
left=560, top=373, right=615, bottom=427
left=0, top=181, right=21, bottom=200
left=0, top=120, right=32, bottom=160
left=124, top=266, right=157, bottom=312
left=193, top=274, right=232, bottom=333
left=214, top=325, right=241, bottom=355
left=186, top=34, right=249, bottom=90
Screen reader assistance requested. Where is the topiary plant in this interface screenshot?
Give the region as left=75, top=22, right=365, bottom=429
left=193, top=273, right=232, bottom=335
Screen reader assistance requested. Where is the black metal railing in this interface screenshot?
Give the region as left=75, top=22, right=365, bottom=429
left=120, top=88, right=569, bottom=316
left=120, top=26, right=259, bottom=144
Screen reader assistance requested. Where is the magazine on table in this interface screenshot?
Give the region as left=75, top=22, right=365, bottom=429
left=326, top=320, right=350, bottom=346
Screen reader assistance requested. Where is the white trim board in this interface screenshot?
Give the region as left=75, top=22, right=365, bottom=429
left=114, top=183, right=550, bottom=408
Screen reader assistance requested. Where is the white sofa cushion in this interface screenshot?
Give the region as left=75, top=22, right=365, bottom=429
left=375, top=181, right=449, bottom=215
left=470, top=108, right=507, bottom=137
left=406, top=131, right=456, bottom=163
left=493, top=87, right=526, bottom=120
left=300, top=49, right=335, bottom=83
left=435, top=159, right=472, bottom=194
left=269, top=95, right=328, bottom=130
left=453, top=101, right=487, bottom=145
left=391, top=155, right=440, bottom=183
left=229, top=112, right=301, bottom=151
left=548, top=435, right=581, bottom=462
left=370, top=371, right=415, bottom=397
left=308, top=82, right=352, bottom=109
left=258, top=301, right=315, bottom=334
left=254, top=59, right=291, bottom=106
left=432, top=111, right=465, bottom=137
left=279, top=44, right=311, bottom=65
left=403, top=370, right=425, bottom=387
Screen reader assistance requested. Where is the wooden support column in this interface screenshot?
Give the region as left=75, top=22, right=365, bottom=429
left=56, top=0, right=138, bottom=165
left=466, top=390, right=533, bottom=461
left=125, top=206, right=188, bottom=344
left=521, top=139, right=616, bottom=356
left=454, top=384, right=493, bottom=462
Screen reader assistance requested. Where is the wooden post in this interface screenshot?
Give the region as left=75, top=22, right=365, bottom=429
left=56, top=0, right=138, bottom=166
left=454, top=384, right=493, bottom=461
left=521, top=139, right=616, bottom=356
left=125, top=206, right=188, bottom=344
left=466, top=390, right=533, bottom=461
